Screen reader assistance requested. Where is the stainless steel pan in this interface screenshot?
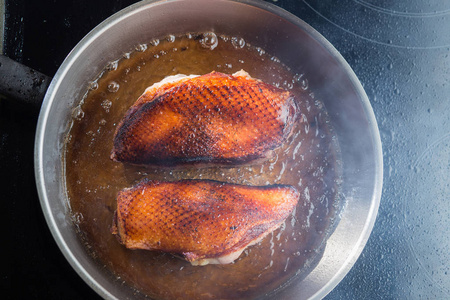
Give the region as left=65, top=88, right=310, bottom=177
left=4, top=0, right=383, bottom=298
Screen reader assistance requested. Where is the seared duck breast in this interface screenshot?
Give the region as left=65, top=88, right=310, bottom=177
left=112, top=179, right=299, bottom=266
left=111, top=70, right=298, bottom=166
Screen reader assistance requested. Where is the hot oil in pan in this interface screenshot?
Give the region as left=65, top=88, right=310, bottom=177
left=65, top=33, right=342, bottom=299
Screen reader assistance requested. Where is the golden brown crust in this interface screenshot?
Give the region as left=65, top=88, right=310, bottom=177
left=112, top=179, right=299, bottom=263
left=111, top=71, right=298, bottom=165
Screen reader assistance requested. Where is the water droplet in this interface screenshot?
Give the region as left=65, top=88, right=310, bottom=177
left=107, top=81, right=119, bottom=93
left=231, top=36, right=245, bottom=49
left=199, top=32, right=218, bottom=50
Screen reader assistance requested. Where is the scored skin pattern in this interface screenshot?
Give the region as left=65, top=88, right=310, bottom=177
left=111, top=71, right=298, bottom=165
left=112, top=179, right=300, bottom=264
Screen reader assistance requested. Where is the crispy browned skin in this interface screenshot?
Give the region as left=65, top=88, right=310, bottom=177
left=112, top=179, right=299, bottom=265
left=111, top=71, right=298, bottom=165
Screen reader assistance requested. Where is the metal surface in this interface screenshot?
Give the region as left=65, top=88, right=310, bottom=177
left=34, top=0, right=382, bottom=299
left=0, top=54, right=51, bottom=109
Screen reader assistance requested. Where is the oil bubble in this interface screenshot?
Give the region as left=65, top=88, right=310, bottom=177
left=72, top=212, right=84, bottom=225
left=72, top=106, right=85, bottom=121
left=101, top=99, right=112, bottom=112
left=219, top=35, right=230, bottom=42
left=200, top=32, right=218, bottom=50
left=231, top=37, right=245, bottom=49
left=293, top=73, right=304, bottom=82
left=256, top=47, right=265, bottom=56
left=106, top=60, right=119, bottom=71
left=283, top=80, right=294, bottom=90
left=88, top=81, right=98, bottom=91
left=135, top=44, right=148, bottom=52
left=300, top=78, right=309, bottom=90
left=270, top=56, right=281, bottom=63
left=166, top=35, right=176, bottom=43
left=149, top=39, right=160, bottom=46
left=107, top=81, right=120, bottom=93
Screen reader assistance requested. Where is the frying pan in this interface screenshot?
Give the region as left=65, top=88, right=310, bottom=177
left=2, top=0, right=382, bottom=299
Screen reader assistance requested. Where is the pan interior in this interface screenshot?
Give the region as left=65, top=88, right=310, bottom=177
left=64, top=32, right=342, bottom=299
left=35, top=1, right=382, bottom=299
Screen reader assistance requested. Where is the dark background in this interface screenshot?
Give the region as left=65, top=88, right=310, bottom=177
left=2, top=0, right=449, bottom=299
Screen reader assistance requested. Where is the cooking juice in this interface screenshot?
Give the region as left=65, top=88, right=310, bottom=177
left=64, top=33, right=342, bottom=299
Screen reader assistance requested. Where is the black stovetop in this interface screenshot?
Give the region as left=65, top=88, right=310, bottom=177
left=2, top=0, right=449, bottom=299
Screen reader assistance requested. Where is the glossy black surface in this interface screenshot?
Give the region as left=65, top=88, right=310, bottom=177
left=2, top=0, right=449, bottom=299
